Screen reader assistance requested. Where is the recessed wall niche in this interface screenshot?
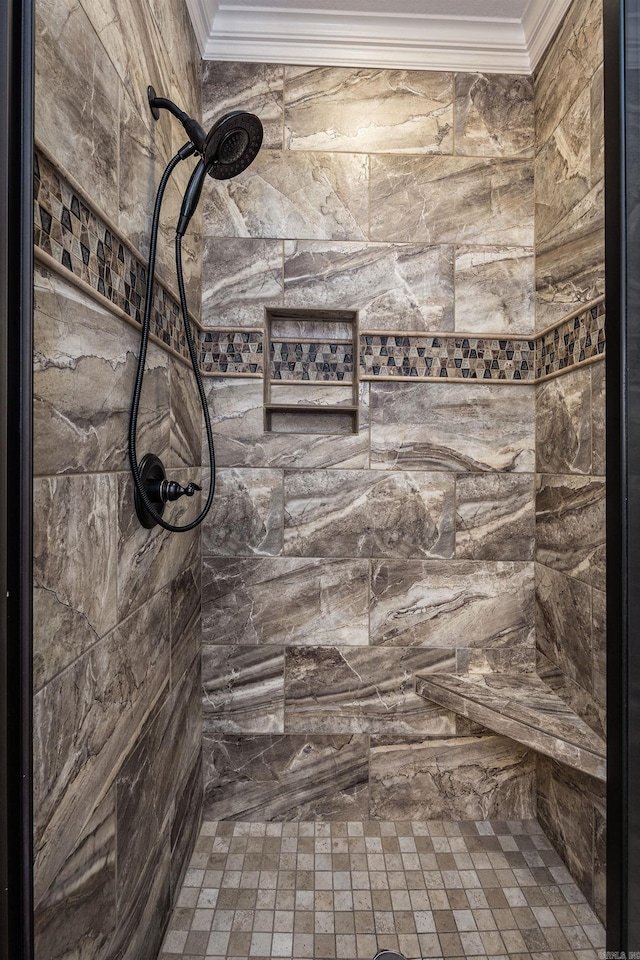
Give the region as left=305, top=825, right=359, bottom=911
left=264, top=307, right=359, bottom=434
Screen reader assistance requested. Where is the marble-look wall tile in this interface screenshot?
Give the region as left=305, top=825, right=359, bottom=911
left=454, top=74, right=535, bottom=158
left=201, top=237, right=283, bottom=327
left=203, top=62, right=284, bottom=150
left=537, top=755, right=605, bottom=908
left=117, top=469, right=201, bottom=619
left=593, top=803, right=606, bottom=922
left=592, top=361, right=606, bottom=476
left=370, top=382, right=535, bottom=472
left=536, top=563, right=593, bottom=692
left=370, top=559, right=534, bottom=648
left=535, top=0, right=603, bottom=147
left=536, top=474, right=606, bottom=586
left=592, top=587, right=606, bottom=715
left=111, top=829, right=171, bottom=960
left=284, top=646, right=456, bottom=735
left=170, top=562, right=201, bottom=688
left=283, top=470, right=455, bottom=559
left=206, top=378, right=370, bottom=470
left=33, top=588, right=170, bottom=903
left=169, top=357, right=202, bottom=469
left=202, top=557, right=369, bottom=646
left=283, top=241, right=455, bottom=332
left=369, top=156, right=534, bottom=245
left=536, top=366, right=592, bottom=474
left=203, top=150, right=369, bottom=241
left=455, top=474, right=535, bottom=561
left=535, top=86, right=592, bottom=244
left=202, top=645, right=285, bottom=733
left=202, top=468, right=284, bottom=557
left=457, top=647, right=537, bottom=674
left=454, top=246, right=534, bottom=335
left=36, top=0, right=120, bottom=221
left=170, top=751, right=203, bottom=901
left=34, top=788, right=115, bottom=959
left=148, top=0, right=201, bottom=132
left=285, top=67, right=453, bottom=154
left=591, top=64, right=605, bottom=185
left=537, top=650, right=604, bottom=740
left=33, top=474, right=118, bottom=692
left=369, top=735, right=536, bottom=820
left=203, top=733, right=369, bottom=820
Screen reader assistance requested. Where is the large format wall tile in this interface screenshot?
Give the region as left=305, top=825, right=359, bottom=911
left=283, top=241, right=455, bottom=332
left=592, top=361, right=606, bottom=476
left=283, top=470, right=455, bottom=559
left=455, top=474, right=536, bottom=561
left=206, top=378, right=370, bottom=470
left=34, top=788, right=116, bottom=958
left=370, top=382, right=535, bottom=472
left=203, top=62, right=284, bottom=151
left=454, top=74, right=535, bottom=158
left=203, top=733, right=369, bottom=820
left=36, top=0, right=120, bottom=221
left=536, top=563, right=593, bottom=694
left=201, top=237, right=283, bottom=327
left=202, top=468, right=284, bottom=557
left=203, top=151, right=369, bottom=241
left=370, top=560, right=534, bottom=648
left=117, top=469, right=201, bottom=619
left=369, top=156, right=534, bottom=245
left=202, top=557, right=369, bottom=646
left=536, top=475, right=606, bottom=586
left=536, top=366, right=592, bottom=474
left=33, top=474, right=118, bottom=692
left=454, top=246, right=534, bottom=334
left=203, top=646, right=285, bottom=733
left=170, top=562, right=201, bottom=688
left=284, top=67, right=453, bottom=154
left=169, top=357, right=202, bottom=470
left=284, top=646, right=456, bottom=735
left=33, top=588, right=170, bottom=903
left=369, top=735, right=536, bottom=820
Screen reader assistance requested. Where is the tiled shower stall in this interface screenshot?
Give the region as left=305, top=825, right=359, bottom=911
left=32, top=0, right=606, bottom=955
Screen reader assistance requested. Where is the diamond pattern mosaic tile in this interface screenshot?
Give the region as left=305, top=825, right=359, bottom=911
left=360, top=335, right=536, bottom=382
left=536, top=301, right=606, bottom=379
left=200, top=331, right=264, bottom=376
left=271, top=341, right=354, bottom=382
left=160, top=819, right=605, bottom=960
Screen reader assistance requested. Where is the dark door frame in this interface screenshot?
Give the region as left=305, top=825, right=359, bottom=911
left=0, top=0, right=33, bottom=957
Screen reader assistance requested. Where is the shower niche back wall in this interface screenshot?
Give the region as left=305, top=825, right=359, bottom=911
left=199, top=0, right=605, bottom=919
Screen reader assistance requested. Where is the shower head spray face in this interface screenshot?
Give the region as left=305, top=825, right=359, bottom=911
left=203, top=111, right=263, bottom=179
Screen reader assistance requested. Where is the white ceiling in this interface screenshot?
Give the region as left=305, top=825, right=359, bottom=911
left=185, top=0, right=573, bottom=73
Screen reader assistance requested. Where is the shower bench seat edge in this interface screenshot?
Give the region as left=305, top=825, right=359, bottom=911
left=415, top=672, right=606, bottom=783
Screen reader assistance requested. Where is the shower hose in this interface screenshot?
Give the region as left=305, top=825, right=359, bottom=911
left=128, top=145, right=216, bottom=532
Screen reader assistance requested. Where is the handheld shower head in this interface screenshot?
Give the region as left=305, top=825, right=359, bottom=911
left=203, top=110, right=263, bottom=179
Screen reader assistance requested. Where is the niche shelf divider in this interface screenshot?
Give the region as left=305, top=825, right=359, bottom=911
left=264, top=307, right=359, bottom=435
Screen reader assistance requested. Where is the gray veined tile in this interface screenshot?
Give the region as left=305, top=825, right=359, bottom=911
left=454, top=246, right=534, bottom=335
left=591, top=64, right=605, bottom=186
left=537, top=650, right=604, bottom=742
left=592, top=586, right=606, bottom=714
left=201, top=237, right=283, bottom=327
left=203, top=733, right=369, bottom=821
left=370, top=382, right=535, bottom=473
left=535, top=563, right=593, bottom=694
left=33, top=473, right=118, bottom=692
left=169, top=356, right=202, bottom=469
left=536, top=366, right=592, bottom=475
left=203, top=645, right=285, bottom=733
left=536, top=475, right=606, bottom=586
left=284, top=646, right=456, bottom=736
left=283, top=241, right=454, bottom=332
left=454, top=73, right=534, bottom=158
left=283, top=469, right=455, bottom=560
left=203, top=62, right=284, bottom=151
left=202, top=468, right=284, bottom=557
left=203, top=150, right=369, bottom=241
left=201, top=557, right=369, bottom=647
left=205, top=378, right=370, bottom=471
left=170, top=561, right=201, bottom=688
left=455, top=474, right=535, bottom=561
left=370, top=155, right=533, bottom=245
left=370, top=559, right=534, bottom=648
left=591, top=360, right=606, bottom=476
left=284, top=66, right=454, bottom=154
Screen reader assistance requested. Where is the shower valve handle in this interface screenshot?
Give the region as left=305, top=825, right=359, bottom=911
left=161, top=479, right=202, bottom=502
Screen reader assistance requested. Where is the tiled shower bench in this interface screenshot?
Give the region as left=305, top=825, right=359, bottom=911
left=415, top=672, right=606, bottom=782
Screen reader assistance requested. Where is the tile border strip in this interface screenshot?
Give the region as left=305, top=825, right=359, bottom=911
left=34, top=147, right=605, bottom=385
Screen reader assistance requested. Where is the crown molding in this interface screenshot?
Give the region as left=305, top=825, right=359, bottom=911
left=192, top=0, right=572, bottom=73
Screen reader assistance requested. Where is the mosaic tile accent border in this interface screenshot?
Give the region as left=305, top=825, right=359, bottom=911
left=200, top=330, right=264, bottom=375
left=34, top=149, right=191, bottom=361
left=536, top=300, right=606, bottom=379
left=271, top=340, right=354, bottom=382
left=360, top=334, right=536, bottom=382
